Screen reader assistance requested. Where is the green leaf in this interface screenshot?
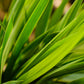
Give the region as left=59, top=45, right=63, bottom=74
left=52, top=0, right=83, bottom=31
left=8, top=0, right=16, bottom=13
left=68, top=77, right=84, bottom=84
left=0, top=20, right=5, bottom=32
left=58, top=73, right=84, bottom=83
left=0, top=16, right=7, bottom=47
left=37, top=57, right=84, bottom=84
left=3, top=80, right=23, bottom=84
left=35, top=0, right=53, bottom=37
left=8, top=0, right=25, bottom=23
left=1, top=0, right=39, bottom=74
left=11, top=32, right=48, bottom=75
left=25, top=0, right=40, bottom=20
left=18, top=23, right=84, bottom=84
left=2, top=0, right=49, bottom=81
left=0, top=0, right=84, bottom=83
left=0, top=17, right=13, bottom=61
left=48, top=0, right=69, bottom=28
left=10, top=0, right=49, bottom=67
left=15, top=10, right=84, bottom=77
left=0, top=17, right=13, bottom=83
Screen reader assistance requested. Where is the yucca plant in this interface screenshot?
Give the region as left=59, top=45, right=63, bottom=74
left=0, top=0, right=84, bottom=84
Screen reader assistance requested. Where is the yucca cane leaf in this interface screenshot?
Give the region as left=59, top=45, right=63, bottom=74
left=20, top=35, right=84, bottom=83
left=25, top=0, right=40, bottom=20
left=0, top=0, right=84, bottom=83
left=2, top=0, right=49, bottom=81
left=12, top=9, right=84, bottom=70
left=60, top=39, right=84, bottom=65
left=3, top=80, right=23, bottom=84
left=3, top=0, right=41, bottom=73
left=14, top=22, right=83, bottom=79
left=0, top=16, right=8, bottom=84
left=15, top=35, right=65, bottom=78
left=0, top=16, right=8, bottom=59
left=66, top=0, right=83, bottom=24
left=62, top=41, right=84, bottom=63
left=0, top=17, right=13, bottom=60
left=37, top=57, right=84, bottom=84
left=9, top=0, right=38, bottom=22
left=2, top=0, right=40, bottom=80
left=52, top=0, right=83, bottom=31
left=8, top=0, right=17, bottom=13
left=59, top=52, right=84, bottom=66
left=18, top=23, right=84, bottom=84
left=10, top=0, right=49, bottom=65
left=58, top=73, right=84, bottom=83
left=12, top=31, right=58, bottom=76
left=21, top=33, right=48, bottom=54
left=1, top=0, right=39, bottom=74
left=48, top=0, right=69, bottom=28
left=68, top=77, right=84, bottom=84
left=14, top=11, right=84, bottom=78
left=0, top=20, right=5, bottom=32
left=48, top=9, right=84, bottom=35
left=2, top=0, right=40, bottom=67
left=0, top=16, right=7, bottom=47
left=72, top=43, right=84, bottom=53
left=0, top=17, right=13, bottom=83
left=0, top=29, right=4, bottom=47
left=8, top=0, right=25, bottom=23
left=76, top=3, right=84, bottom=16
left=14, top=31, right=58, bottom=71
left=40, top=33, right=57, bottom=49
left=11, top=32, right=48, bottom=75
left=59, top=41, right=84, bottom=65
left=35, top=0, right=53, bottom=37
left=24, top=0, right=36, bottom=13
left=24, top=0, right=33, bottom=6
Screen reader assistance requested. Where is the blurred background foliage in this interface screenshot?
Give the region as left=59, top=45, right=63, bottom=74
left=0, top=0, right=76, bottom=41
left=0, top=0, right=75, bottom=21
left=0, top=0, right=84, bottom=21
left=0, top=0, right=11, bottom=20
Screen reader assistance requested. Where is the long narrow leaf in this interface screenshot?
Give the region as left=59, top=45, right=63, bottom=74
left=3, top=0, right=49, bottom=81
left=18, top=23, right=84, bottom=84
